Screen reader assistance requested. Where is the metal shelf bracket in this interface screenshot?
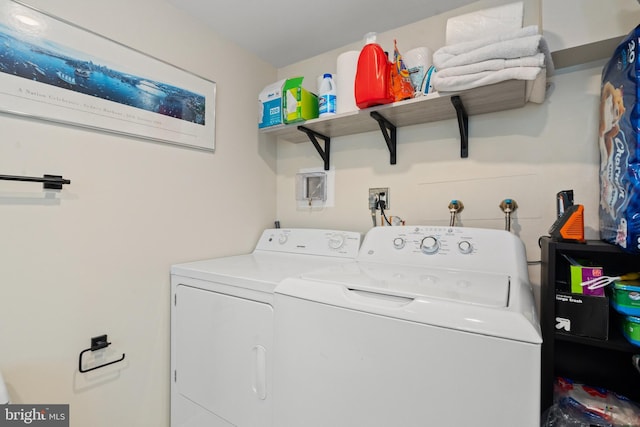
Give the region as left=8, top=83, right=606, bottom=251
left=451, top=95, right=469, bottom=158
left=298, top=126, right=331, bottom=170
left=370, top=111, right=397, bottom=165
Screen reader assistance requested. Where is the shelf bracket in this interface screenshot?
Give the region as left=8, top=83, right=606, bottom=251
left=370, top=111, right=397, bottom=165
left=298, top=126, right=331, bottom=170
left=451, top=95, right=469, bottom=158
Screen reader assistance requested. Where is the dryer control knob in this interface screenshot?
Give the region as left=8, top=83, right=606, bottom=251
left=458, top=240, right=473, bottom=254
left=420, top=236, right=440, bottom=255
left=278, top=234, right=288, bottom=244
left=328, top=234, right=345, bottom=249
left=393, top=237, right=406, bottom=249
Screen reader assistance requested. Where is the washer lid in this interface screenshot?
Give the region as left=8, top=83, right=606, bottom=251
left=279, top=261, right=541, bottom=344
left=298, top=261, right=510, bottom=308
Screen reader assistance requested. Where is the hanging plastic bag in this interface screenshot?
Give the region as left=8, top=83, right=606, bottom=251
left=390, top=39, right=414, bottom=102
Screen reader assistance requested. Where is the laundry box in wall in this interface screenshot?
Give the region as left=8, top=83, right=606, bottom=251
left=555, top=292, right=609, bottom=340
left=258, top=79, right=286, bottom=128
left=282, top=77, right=318, bottom=124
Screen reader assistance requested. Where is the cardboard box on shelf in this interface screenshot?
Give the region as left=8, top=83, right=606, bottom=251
left=555, top=292, right=609, bottom=340
left=570, top=264, right=605, bottom=297
left=282, top=77, right=318, bottom=124
left=258, top=79, right=286, bottom=129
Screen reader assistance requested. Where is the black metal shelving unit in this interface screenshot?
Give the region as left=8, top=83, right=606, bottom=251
left=540, top=237, right=640, bottom=412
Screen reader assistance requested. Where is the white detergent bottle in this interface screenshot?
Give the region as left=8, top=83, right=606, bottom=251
left=318, top=73, right=337, bottom=117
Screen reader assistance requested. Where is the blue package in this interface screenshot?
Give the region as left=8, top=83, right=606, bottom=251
left=599, top=25, right=640, bottom=254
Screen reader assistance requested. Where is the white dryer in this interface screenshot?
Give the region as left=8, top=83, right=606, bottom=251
left=170, top=228, right=361, bottom=427
left=273, top=225, right=542, bottom=427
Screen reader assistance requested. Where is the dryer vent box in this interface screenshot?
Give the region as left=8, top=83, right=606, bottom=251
left=296, top=172, right=327, bottom=204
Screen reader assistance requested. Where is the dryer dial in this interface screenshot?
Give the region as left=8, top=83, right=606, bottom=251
left=328, top=234, right=345, bottom=249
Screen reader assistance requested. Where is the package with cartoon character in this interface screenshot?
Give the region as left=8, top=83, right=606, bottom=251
left=599, top=25, right=640, bottom=254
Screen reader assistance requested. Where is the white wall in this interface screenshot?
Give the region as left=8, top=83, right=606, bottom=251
left=0, top=1, right=277, bottom=426
left=274, top=0, right=604, bottom=303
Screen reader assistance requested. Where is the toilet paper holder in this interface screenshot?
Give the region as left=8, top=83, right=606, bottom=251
left=78, top=334, right=126, bottom=373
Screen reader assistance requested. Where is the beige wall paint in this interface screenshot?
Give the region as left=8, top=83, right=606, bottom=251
left=0, top=0, right=277, bottom=425
left=274, top=0, right=603, bottom=305
left=0, top=0, right=613, bottom=424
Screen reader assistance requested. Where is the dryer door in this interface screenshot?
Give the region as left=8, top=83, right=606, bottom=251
left=175, top=284, right=273, bottom=426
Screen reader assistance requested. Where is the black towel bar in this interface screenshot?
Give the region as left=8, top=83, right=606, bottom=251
left=0, top=174, right=70, bottom=190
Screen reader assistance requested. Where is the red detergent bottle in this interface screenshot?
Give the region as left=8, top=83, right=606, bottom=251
left=355, top=32, right=394, bottom=109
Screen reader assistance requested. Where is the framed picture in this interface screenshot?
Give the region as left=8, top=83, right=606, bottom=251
left=0, top=0, right=216, bottom=151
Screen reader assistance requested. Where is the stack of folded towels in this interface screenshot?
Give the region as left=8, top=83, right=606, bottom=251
left=431, top=25, right=553, bottom=103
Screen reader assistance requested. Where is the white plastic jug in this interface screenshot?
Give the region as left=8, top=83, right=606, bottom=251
left=318, top=73, right=336, bottom=117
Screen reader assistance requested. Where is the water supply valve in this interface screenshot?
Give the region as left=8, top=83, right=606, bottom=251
left=448, top=199, right=464, bottom=227
left=499, top=199, right=518, bottom=232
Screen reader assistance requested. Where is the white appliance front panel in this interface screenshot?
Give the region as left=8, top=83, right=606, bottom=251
left=175, top=285, right=273, bottom=427
left=273, top=294, right=541, bottom=427
left=171, top=394, right=234, bottom=427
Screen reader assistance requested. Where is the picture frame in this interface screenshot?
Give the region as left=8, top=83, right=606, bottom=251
left=0, top=0, right=216, bottom=151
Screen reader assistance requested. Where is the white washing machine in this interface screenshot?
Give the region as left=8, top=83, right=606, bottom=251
left=170, top=228, right=361, bottom=427
left=273, top=225, right=542, bottom=427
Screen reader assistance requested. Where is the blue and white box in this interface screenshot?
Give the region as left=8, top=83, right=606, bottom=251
left=259, top=79, right=286, bottom=128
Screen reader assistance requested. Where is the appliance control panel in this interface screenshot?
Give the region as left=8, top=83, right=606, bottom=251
left=358, top=226, right=526, bottom=275
left=254, top=228, right=361, bottom=258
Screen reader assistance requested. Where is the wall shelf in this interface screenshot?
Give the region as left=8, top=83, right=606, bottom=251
left=259, top=79, right=527, bottom=169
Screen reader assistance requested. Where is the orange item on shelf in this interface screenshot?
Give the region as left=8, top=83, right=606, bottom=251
left=354, top=32, right=394, bottom=109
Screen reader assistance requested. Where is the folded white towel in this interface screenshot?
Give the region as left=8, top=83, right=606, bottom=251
left=432, top=66, right=543, bottom=92
left=433, top=24, right=555, bottom=77
left=435, top=25, right=539, bottom=61
left=434, top=34, right=542, bottom=69
left=435, top=53, right=546, bottom=78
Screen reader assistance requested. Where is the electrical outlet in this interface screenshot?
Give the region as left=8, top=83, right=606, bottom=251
left=369, top=187, right=390, bottom=210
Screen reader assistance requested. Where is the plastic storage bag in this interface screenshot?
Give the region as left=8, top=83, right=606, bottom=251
left=599, top=25, right=640, bottom=254
left=542, top=377, right=640, bottom=427
left=542, top=399, right=613, bottom=427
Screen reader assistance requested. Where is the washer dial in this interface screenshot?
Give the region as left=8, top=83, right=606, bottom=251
left=393, top=237, right=406, bottom=249
left=458, top=240, right=473, bottom=254
left=420, top=236, right=440, bottom=255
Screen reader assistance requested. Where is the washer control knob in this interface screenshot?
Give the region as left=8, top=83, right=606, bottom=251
left=420, top=236, right=440, bottom=255
left=278, top=234, right=288, bottom=244
left=393, top=237, right=406, bottom=249
left=328, top=234, right=345, bottom=249
left=458, top=240, right=473, bottom=254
